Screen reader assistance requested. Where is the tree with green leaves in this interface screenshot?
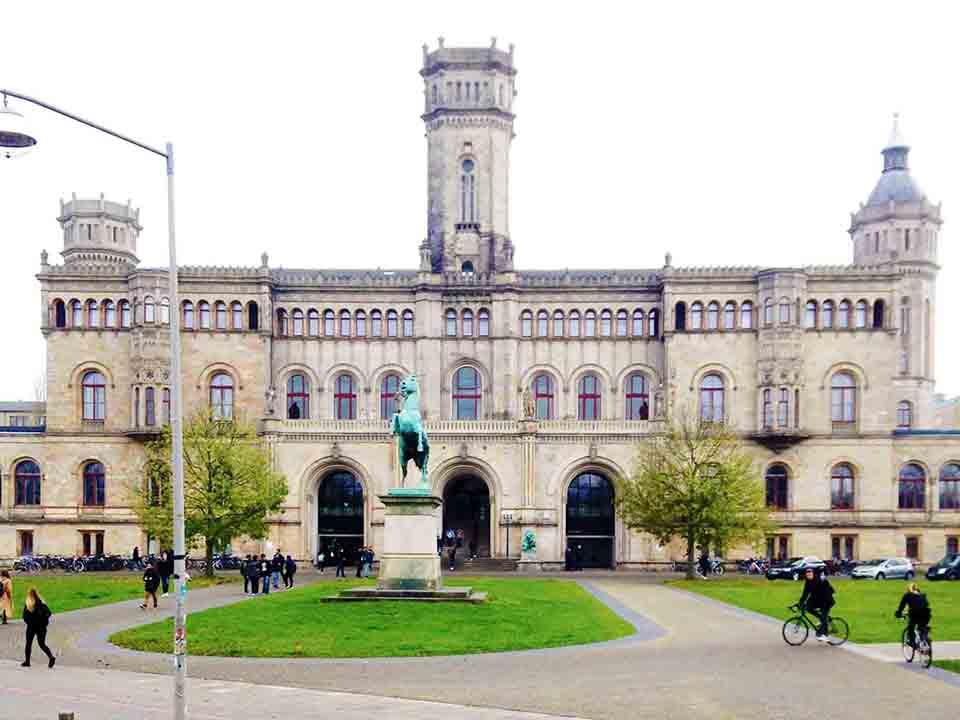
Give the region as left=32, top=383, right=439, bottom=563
left=129, top=412, right=288, bottom=576
left=617, top=408, right=776, bottom=579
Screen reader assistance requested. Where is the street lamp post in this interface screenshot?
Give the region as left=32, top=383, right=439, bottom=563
left=1, top=89, right=189, bottom=720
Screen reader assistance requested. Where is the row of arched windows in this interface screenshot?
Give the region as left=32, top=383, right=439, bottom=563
left=765, top=462, right=960, bottom=511
left=277, top=309, right=414, bottom=338
left=520, top=309, right=661, bottom=339
left=803, top=299, right=885, bottom=330
left=52, top=299, right=134, bottom=329
left=183, top=300, right=259, bottom=331
left=12, top=459, right=106, bottom=506
left=675, top=301, right=754, bottom=331
left=445, top=309, right=490, bottom=337
left=52, top=298, right=262, bottom=332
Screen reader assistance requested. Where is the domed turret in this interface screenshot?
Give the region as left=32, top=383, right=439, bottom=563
left=58, top=193, right=141, bottom=267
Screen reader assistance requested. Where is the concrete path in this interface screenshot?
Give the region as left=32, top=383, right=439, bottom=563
left=846, top=639, right=960, bottom=662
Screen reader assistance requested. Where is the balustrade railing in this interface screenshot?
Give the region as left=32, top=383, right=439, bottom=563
left=272, top=418, right=661, bottom=436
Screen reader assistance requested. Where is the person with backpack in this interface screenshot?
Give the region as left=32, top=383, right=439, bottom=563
left=284, top=554, right=297, bottom=589
left=895, top=582, right=931, bottom=650
left=21, top=588, right=55, bottom=668
left=141, top=561, right=160, bottom=609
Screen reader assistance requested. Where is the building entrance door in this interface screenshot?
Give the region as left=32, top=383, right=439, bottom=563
left=443, top=475, right=490, bottom=558
left=317, top=470, right=364, bottom=566
left=566, top=472, right=615, bottom=568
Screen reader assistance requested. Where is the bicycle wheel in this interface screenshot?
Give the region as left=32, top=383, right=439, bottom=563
left=901, top=628, right=915, bottom=662
left=782, top=616, right=809, bottom=646
left=919, top=630, right=932, bottom=669
left=826, top=617, right=849, bottom=646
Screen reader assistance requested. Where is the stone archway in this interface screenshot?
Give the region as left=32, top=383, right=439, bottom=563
left=442, top=475, right=491, bottom=558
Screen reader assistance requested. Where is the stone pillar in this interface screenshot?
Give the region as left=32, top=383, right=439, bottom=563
left=377, top=493, right=443, bottom=591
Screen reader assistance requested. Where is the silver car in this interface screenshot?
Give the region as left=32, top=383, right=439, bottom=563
left=851, top=557, right=915, bottom=580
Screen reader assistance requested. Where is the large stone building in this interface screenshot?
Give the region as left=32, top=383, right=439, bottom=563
left=2, top=40, right=959, bottom=567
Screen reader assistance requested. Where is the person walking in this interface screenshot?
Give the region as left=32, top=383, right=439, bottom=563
left=363, top=547, right=375, bottom=578
left=355, top=546, right=365, bottom=579
left=564, top=545, right=574, bottom=571
left=271, top=550, right=284, bottom=591
left=335, top=546, right=346, bottom=579
left=132, top=546, right=140, bottom=565
left=241, top=554, right=253, bottom=595
left=0, top=570, right=13, bottom=624
left=258, top=554, right=271, bottom=595
left=21, top=588, right=55, bottom=668
left=448, top=545, right=457, bottom=571
left=284, top=555, right=297, bottom=589
left=140, top=562, right=160, bottom=610
left=468, top=537, right=478, bottom=561
left=317, top=547, right=327, bottom=574
left=158, top=550, right=173, bottom=597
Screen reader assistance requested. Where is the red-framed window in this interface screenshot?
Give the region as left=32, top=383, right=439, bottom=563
left=83, top=461, right=106, bottom=506
left=380, top=374, right=400, bottom=419
left=831, top=463, right=855, bottom=510
left=210, top=373, right=234, bottom=420
left=386, top=310, right=398, bottom=337
left=532, top=373, right=554, bottom=420
left=82, top=371, right=106, bottom=421
left=765, top=464, right=789, bottom=509
left=15, top=459, right=41, bottom=506
left=577, top=374, right=602, bottom=420
left=699, top=374, right=724, bottom=423
left=402, top=310, right=414, bottom=337
left=898, top=463, right=926, bottom=510
left=287, top=374, right=309, bottom=419
left=453, top=367, right=481, bottom=420
left=340, top=310, right=352, bottom=337
left=624, top=373, right=649, bottom=420
left=831, top=372, right=856, bottom=424
left=940, top=463, right=960, bottom=510
left=334, top=374, right=357, bottom=420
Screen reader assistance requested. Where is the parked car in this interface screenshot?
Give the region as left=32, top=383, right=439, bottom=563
left=851, top=558, right=914, bottom=580
left=765, top=556, right=826, bottom=581
left=925, top=553, right=960, bottom=581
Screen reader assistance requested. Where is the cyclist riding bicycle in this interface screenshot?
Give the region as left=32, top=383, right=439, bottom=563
left=894, top=582, right=931, bottom=649
left=798, top=567, right=835, bottom=642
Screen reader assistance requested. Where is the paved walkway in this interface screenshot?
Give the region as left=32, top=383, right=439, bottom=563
left=1, top=574, right=958, bottom=719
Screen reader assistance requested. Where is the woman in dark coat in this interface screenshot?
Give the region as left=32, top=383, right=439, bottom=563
left=141, top=562, right=161, bottom=609
left=284, top=555, right=297, bottom=588
left=22, top=588, right=55, bottom=668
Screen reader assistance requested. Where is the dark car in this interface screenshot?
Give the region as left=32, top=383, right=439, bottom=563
left=766, top=556, right=826, bottom=581
left=926, top=553, right=960, bottom=581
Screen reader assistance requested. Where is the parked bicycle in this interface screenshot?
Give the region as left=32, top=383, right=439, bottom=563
left=901, top=617, right=933, bottom=668
left=13, top=556, right=42, bottom=574
left=782, top=604, right=849, bottom=646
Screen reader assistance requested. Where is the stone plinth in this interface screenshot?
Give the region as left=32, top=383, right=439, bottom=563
left=377, top=492, right=443, bottom=591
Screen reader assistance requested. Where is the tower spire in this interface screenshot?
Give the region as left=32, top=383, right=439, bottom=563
left=882, top=112, right=909, bottom=173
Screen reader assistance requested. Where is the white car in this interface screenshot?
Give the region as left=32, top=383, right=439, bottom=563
left=851, top=557, right=914, bottom=580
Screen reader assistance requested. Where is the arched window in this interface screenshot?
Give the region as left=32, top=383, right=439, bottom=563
left=157, top=297, right=168, bottom=325
left=387, top=310, right=398, bottom=337
left=247, top=302, right=259, bottom=331
left=648, top=308, right=660, bottom=337
left=855, top=300, right=868, bottom=329
left=356, top=310, right=367, bottom=337
left=577, top=374, right=602, bottom=420
left=838, top=300, right=851, bottom=328
left=339, top=310, right=352, bottom=337
left=231, top=301, right=243, bottom=330
left=462, top=309, right=474, bottom=337
left=723, top=302, right=736, bottom=330
left=831, top=463, right=855, bottom=510
left=83, top=461, right=106, bottom=506
left=778, top=388, right=790, bottom=427
left=103, top=300, right=116, bottom=328
left=287, top=374, right=309, bottom=419
left=520, top=310, right=532, bottom=337
left=402, top=310, right=414, bottom=337
left=323, top=310, right=335, bottom=336
left=762, top=389, right=773, bottom=429
left=370, top=310, right=383, bottom=337
left=898, top=463, right=926, bottom=510
left=15, top=460, right=41, bottom=505
left=584, top=310, right=597, bottom=337
left=532, top=373, right=555, bottom=419
left=162, top=388, right=170, bottom=425
left=624, top=373, right=649, bottom=420
left=674, top=302, right=687, bottom=331
left=822, top=300, right=835, bottom=328
left=143, top=296, right=155, bottom=324
left=805, top=301, right=818, bottom=329
left=699, top=374, right=724, bottom=423
left=939, top=463, right=960, bottom=510
left=537, top=310, right=548, bottom=337
left=446, top=309, right=458, bottom=337
left=182, top=301, right=194, bottom=330
left=334, top=374, right=357, bottom=419
left=873, top=299, right=885, bottom=329
left=292, top=309, right=304, bottom=336
left=120, top=300, right=131, bottom=329
left=276, top=309, right=288, bottom=336
left=566, top=472, right=615, bottom=568
left=765, top=464, right=789, bottom=509
left=87, top=300, right=99, bottom=328
left=478, top=309, right=490, bottom=337
left=763, top=299, right=774, bottom=326
left=317, top=470, right=364, bottom=541
left=897, top=401, right=913, bottom=429
left=198, top=301, right=211, bottom=329
left=145, top=387, right=156, bottom=426
left=779, top=298, right=791, bottom=324
left=461, top=260, right=474, bottom=275
left=453, top=366, right=481, bottom=420
left=209, top=373, right=234, bottom=420
left=632, top=309, right=644, bottom=336
left=616, top=310, right=628, bottom=337
left=70, top=299, right=83, bottom=327
left=53, top=299, right=67, bottom=328
left=380, top=373, right=400, bottom=419
left=740, top=301, right=753, bottom=329
left=460, top=157, right=476, bottom=222
left=307, top=309, right=319, bottom=336
left=569, top=310, right=581, bottom=337
left=690, top=302, right=703, bottom=330
left=830, top=372, right=856, bottom=425
left=707, top=302, right=720, bottom=330
left=553, top=310, right=565, bottom=337
left=215, top=301, right=227, bottom=330
left=82, top=371, right=106, bottom=421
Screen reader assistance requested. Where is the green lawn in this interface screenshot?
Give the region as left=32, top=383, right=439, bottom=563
left=2, top=574, right=236, bottom=617
left=934, top=660, right=960, bottom=674
left=671, top=577, right=960, bottom=643
left=110, top=577, right=633, bottom=658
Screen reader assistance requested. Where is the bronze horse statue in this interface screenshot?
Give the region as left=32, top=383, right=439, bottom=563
left=391, top=375, right=430, bottom=489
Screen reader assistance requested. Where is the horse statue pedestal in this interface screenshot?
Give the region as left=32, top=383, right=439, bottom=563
left=376, top=491, right=443, bottom=591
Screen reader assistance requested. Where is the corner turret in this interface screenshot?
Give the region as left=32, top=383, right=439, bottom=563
left=58, top=193, right=141, bottom=267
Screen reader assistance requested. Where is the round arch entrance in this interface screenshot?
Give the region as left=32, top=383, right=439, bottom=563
left=443, top=475, right=491, bottom=558
left=316, top=470, right=364, bottom=564
left=565, top=471, right=615, bottom=568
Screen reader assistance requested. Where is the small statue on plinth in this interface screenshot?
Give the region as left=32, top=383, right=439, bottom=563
left=391, top=375, right=431, bottom=490
left=521, top=529, right=537, bottom=554
left=522, top=387, right=536, bottom=419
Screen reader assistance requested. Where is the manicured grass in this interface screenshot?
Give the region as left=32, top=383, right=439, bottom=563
left=2, top=573, right=236, bottom=617
left=933, top=660, right=960, bottom=674
left=671, top=577, right=960, bottom=643
left=110, top=577, right=633, bottom=658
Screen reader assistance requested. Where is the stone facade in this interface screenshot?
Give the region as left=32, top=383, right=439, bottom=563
left=2, top=44, right=959, bottom=567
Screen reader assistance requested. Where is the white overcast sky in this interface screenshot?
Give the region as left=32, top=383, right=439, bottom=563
left=1, top=1, right=959, bottom=401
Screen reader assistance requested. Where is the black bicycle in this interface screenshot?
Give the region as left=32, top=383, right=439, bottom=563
left=782, top=604, right=849, bottom=646
left=900, top=618, right=932, bottom=668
